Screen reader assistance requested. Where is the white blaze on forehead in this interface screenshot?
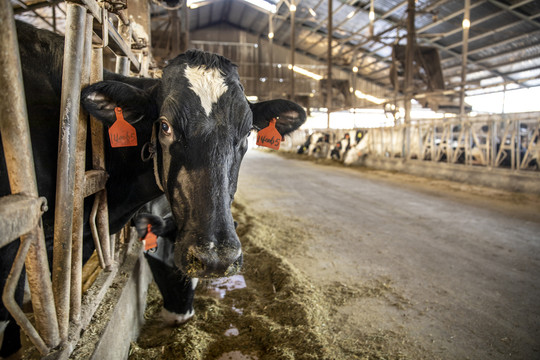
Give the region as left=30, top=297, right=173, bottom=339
left=185, top=65, right=228, bottom=116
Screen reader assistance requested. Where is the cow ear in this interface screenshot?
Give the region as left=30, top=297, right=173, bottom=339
left=250, top=99, right=306, bottom=136
left=81, top=80, right=157, bottom=127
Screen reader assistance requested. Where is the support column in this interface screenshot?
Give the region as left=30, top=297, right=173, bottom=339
left=290, top=2, right=296, bottom=101
left=327, top=0, right=333, bottom=128
left=403, top=0, right=415, bottom=158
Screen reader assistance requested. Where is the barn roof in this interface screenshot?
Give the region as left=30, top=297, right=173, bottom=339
left=12, top=0, right=540, bottom=101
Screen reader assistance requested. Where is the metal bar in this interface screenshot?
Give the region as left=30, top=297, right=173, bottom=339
left=81, top=0, right=103, bottom=23
left=326, top=0, right=332, bottom=128
left=3, top=236, right=48, bottom=355
left=403, top=0, right=415, bottom=159
left=52, top=2, right=87, bottom=341
left=460, top=0, right=470, bottom=118
left=0, top=195, right=47, bottom=248
left=268, top=14, right=274, bottom=100
left=70, top=13, right=93, bottom=328
left=488, top=0, right=540, bottom=29
left=89, top=46, right=113, bottom=271
left=83, top=170, right=108, bottom=197
left=115, top=55, right=130, bottom=75
left=13, top=0, right=63, bottom=14
left=0, top=0, right=60, bottom=349
left=13, top=0, right=55, bottom=30
left=290, top=3, right=295, bottom=101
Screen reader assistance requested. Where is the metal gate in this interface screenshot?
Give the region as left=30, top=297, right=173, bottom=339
left=0, top=0, right=152, bottom=356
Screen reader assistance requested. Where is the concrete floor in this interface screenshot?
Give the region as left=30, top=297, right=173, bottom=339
left=235, top=149, right=540, bottom=360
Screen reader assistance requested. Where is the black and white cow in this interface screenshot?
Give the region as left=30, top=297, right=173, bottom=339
left=0, top=21, right=306, bottom=357
left=297, top=132, right=331, bottom=158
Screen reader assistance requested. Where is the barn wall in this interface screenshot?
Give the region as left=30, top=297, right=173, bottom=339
left=189, top=23, right=388, bottom=107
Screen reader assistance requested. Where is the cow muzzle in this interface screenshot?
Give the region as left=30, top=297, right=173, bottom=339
left=174, top=232, right=243, bottom=278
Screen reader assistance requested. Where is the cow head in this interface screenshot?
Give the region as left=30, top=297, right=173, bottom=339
left=81, top=49, right=306, bottom=278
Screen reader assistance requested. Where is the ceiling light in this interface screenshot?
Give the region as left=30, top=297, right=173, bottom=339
left=290, top=65, right=323, bottom=80
left=290, top=4, right=296, bottom=12
left=308, top=8, right=316, bottom=17
left=268, top=32, right=274, bottom=39
left=352, top=66, right=358, bottom=73
left=354, top=90, right=386, bottom=105
left=369, top=10, right=375, bottom=21
left=462, top=18, right=470, bottom=29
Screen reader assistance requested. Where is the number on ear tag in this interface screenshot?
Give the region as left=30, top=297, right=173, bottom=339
left=256, top=118, right=282, bottom=150
left=108, top=107, right=137, bottom=147
left=141, top=224, right=158, bottom=251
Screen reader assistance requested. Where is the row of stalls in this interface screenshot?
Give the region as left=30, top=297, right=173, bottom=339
left=292, top=112, right=540, bottom=171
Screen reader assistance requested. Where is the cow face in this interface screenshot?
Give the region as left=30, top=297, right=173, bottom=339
left=81, top=50, right=306, bottom=278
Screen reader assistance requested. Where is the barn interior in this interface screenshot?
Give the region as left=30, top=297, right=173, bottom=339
left=2, top=0, right=540, bottom=359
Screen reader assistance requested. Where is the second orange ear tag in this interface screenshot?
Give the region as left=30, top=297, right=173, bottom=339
left=108, top=107, right=137, bottom=147
left=256, top=118, right=282, bottom=150
left=141, top=224, right=158, bottom=251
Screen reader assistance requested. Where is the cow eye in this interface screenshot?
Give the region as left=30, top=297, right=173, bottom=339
left=160, top=119, right=172, bottom=136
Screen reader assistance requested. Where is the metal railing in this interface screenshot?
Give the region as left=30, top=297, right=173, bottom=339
left=0, top=0, right=151, bottom=356
left=361, top=112, right=540, bottom=171
left=291, top=112, right=539, bottom=172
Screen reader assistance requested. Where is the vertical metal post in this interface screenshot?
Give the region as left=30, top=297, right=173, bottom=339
left=52, top=2, right=87, bottom=341
left=290, top=2, right=295, bottom=101
left=268, top=14, right=274, bottom=100
left=70, top=13, right=93, bottom=327
left=0, top=0, right=60, bottom=350
left=460, top=0, right=470, bottom=117
left=115, top=56, right=130, bottom=76
left=327, top=0, right=333, bottom=128
left=89, top=47, right=112, bottom=271
left=404, top=0, right=415, bottom=159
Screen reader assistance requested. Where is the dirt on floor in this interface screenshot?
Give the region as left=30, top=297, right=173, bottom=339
left=130, top=149, right=540, bottom=360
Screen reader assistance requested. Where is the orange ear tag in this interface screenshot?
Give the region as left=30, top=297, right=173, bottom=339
left=141, top=224, right=158, bottom=251
left=256, top=118, right=282, bottom=150
left=108, top=107, right=137, bottom=147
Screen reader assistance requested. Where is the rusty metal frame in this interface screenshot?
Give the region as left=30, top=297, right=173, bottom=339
left=1, top=0, right=151, bottom=356
left=0, top=0, right=60, bottom=354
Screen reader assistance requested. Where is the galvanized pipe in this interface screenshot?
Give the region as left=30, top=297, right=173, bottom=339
left=403, top=0, right=415, bottom=158
left=326, top=0, right=332, bottom=128
left=115, top=55, right=130, bottom=76
left=0, top=0, right=60, bottom=349
left=89, top=46, right=113, bottom=270
left=70, top=13, right=93, bottom=327
left=268, top=14, right=274, bottom=100
left=460, top=0, right=470, bottom=118
left=52, top=2, right=87, bottom=341
left=290, top=2, right=295, bottom=101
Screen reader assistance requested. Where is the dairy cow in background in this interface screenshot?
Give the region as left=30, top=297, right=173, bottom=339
left=297, top=132, right=331, bottom=158
left=0, top=21, right=306, bottom=357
